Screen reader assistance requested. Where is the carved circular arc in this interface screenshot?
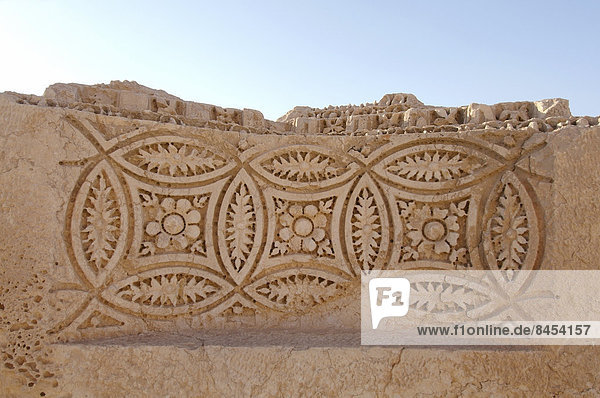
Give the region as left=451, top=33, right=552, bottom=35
left=344, top=174, right=390, bottom=274
left=371, top=143, right=503, bottom=192
left=404, top=271, right=497, bottom=319
left=481, top=171, right=541, bottom=273
left=218, top=169, right=264, bottom=285
left=243, top=268, right=348, bottom=312
left=70, top=160, right=129, bottom=288
left=101, top=265, right=234, bottom=317
left=110, top=135, right=236, bottom=184
left=248, top=144, right=360, bottom=189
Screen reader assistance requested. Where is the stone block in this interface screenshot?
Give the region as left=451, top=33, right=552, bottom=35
left=534, top=98, right=571, bottom=118
left=242, top=108, right=265, bottom=129
left=466, top=103, right=496, bottom=124
left=119, top=91, right=149, bottom=112
left=185, top=101, right=213, bottom=122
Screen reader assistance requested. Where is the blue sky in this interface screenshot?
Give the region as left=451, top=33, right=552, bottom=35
left=1, top=0, right=598, bottom=120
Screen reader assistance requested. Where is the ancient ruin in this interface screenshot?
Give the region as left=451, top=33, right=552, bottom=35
left=1, top=81, right=600, bottom=396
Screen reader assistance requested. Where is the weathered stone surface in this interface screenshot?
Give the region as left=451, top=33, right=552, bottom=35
left=1, top=81, right=599, bottom=396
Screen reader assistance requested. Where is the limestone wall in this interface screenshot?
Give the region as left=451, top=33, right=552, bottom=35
left=1, top=82, right=599, bottom=396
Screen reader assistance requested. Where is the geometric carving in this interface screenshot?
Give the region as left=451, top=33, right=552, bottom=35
left=125, top=175, right=227, bottom=272
left=249, top=145, right=359, bottom=189
left=345, top=174, right=390, bottom=274
left=218, top=169, right=263, bottom=285
left=388, top=189, right=474, bottom=269
left=7, top=82, right=591, bottom=391
left=482, top=171, right=540, bottom=272
left=244, top=269, right=348, bottom=312
left=101, top=266, right=233, bottom=317
left=372, top=142, right=502, bottom=191
left=69, top=160, right=129, bottom=287
left=60, top=124, right=546, bottom=329
left=110, top=135, right=236, bottom=184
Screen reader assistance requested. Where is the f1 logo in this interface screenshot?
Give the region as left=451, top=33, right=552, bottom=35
left=369, top=277, right=411, bottom=329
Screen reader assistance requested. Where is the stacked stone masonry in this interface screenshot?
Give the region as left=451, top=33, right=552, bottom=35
left=1, top=81, right=600, bottom=396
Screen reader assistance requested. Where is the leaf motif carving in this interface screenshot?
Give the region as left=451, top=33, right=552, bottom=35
left=81, top=173, right=120, bottom=272
left=269, top=151, right=336, bottom=182
left=490, top=183, right=529, bottom=270
left=227, top=183, right=254, bottom=269
left=345, top=175, right=390, bottom=273
left=102, top=266, right=232, bottom=316
left=483, top=171, right=541, bottom=274
left=249, top=145, right=359, bottom=189
left=387, top=151, right=481, bottom=182
left=410, top=280, right=491, bottom=313
left=244, top=270, right=347, bottom=311
left=70, top=161, right=128, bottom=287
left=218, top=170, right=263, bottom=284
left=135, top=142, right=225, bottom=177
left=352, top=188, right=381, bottom=270
left=372, top=143, right=502, bottom=191
left=118, top=274, right=218, bottom=307
left=110, top=136, right=235, bottom=184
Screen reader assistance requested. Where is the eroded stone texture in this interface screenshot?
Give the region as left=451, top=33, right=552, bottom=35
left=1, top=81, right=600, bottom=396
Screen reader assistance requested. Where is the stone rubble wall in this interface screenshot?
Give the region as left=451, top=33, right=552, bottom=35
left=6, top=80, right=599, bottom=137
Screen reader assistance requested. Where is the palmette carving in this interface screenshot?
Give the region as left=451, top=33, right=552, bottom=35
left=134, top=142, right=225, bottom=177
left=110, top=136, right=236, bottom=184
left=82, top=173, right=121, bottom=271
left=244, top=269, right=348, bottom=312
left=102, top=267, right=233, bottom=316
left=218, top=170, right=263, bottom=284
left=69, top=161, right=129, bottom=287
left=372, top=142, right=503, bottom=191
left=483, top=171, right=540, bottom=273
left=249, top=145, right=359, bottom=189
left=345, top=175, right=390, bottom=273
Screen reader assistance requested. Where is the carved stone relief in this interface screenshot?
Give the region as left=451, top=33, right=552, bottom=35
left=56, top=118, right=547, bottom=334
